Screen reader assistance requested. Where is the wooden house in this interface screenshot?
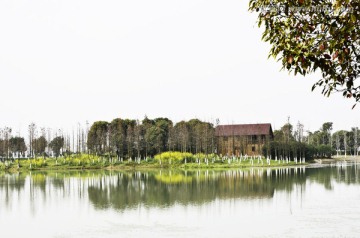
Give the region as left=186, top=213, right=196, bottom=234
left=215, top=123, right=273, bottom=156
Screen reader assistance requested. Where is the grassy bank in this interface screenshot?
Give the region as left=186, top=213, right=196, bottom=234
left=0, top=153, right=307, bottom=172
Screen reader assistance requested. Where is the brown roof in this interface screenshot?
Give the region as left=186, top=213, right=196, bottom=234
left=215, top=123, right=273, bottom=137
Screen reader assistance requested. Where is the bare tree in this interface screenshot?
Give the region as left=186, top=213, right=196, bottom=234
left=295, top=121, right=304, bottom=142
left=344, top=132, right=347, bottom=157
left=47, top=128, right=52, bottom=156
left=354, top=127, right=359, bottom=156
left=28, top=123, right=37, bottom=158
left=126, top=124, right=134, bottom=159
left=336, top=133, right=340, bottom=157
left=1, top=127, right=12, bottom=160
left=134, top=120, right=143, bottom=159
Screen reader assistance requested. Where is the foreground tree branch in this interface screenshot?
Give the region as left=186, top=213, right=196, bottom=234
left=249, top=0, right=360, bottom=107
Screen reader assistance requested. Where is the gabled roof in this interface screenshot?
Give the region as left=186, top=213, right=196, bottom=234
left=215, top=123, right=273, bottom=137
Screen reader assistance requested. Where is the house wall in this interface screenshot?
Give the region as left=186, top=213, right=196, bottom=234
left=217, top=135, right=270, bottom=156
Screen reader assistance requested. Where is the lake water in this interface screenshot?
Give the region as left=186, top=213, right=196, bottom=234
left=1, top=164, right=360, bottom=238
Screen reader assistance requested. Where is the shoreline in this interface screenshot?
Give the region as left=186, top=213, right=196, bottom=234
left=0, top=158, right=309, bottom=173
left=6, top=154, right=359, bottom=173
left=314, top=156, right=360, bottom=164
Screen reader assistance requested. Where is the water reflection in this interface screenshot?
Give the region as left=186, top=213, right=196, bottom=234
left=307, top=162, right=360, bottom=189
left=1, top=165, right=360, bottom=212
left=87, top=168, right=304, bottom=210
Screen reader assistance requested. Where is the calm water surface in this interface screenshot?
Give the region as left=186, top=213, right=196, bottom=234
left=1, top=164, right=360, bottom=238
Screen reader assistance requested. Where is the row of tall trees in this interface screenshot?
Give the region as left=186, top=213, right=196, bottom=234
left=305, top=123, right=360, bottom=156
left=267, top=119, right=360, bottom=159
left=265, top=121, right=327, bottom=160
left=2, top=117, right=360, bottom=160
left=0, top=127, right=13, bottom=159
left=87, top=117, right=216, bottom=159
left=330, top=128, right=360, bottom=156
left=0, top=123, right=79, bottom=159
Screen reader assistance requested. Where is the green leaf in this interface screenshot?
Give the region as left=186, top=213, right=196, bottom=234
left=351, top=14, right=356, bottom=23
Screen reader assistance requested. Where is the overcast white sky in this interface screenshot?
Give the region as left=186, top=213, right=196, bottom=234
left=0, top=0, right=359, bottom=136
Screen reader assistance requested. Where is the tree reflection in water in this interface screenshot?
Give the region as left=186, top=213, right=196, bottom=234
left=0, top=164, right=360, bottom=212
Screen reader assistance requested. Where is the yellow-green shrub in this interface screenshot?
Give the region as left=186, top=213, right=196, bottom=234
left=154, top=151, right=194, bottom=164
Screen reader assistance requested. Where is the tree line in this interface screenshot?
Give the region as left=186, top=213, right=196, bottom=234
left=0, top=123, right=83, bottom=160
left=87, top=117, right=216, bottom=159
left=0, top=117, right=216, bottom=160
left=1, top=117, right=359, bottom=160
left=264, top=120, right=360, bottom=159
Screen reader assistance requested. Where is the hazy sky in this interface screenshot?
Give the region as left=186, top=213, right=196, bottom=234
left=0, top=0, right=359, bottom=136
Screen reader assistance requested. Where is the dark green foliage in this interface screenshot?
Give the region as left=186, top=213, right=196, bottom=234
left=317, top=145, right=334, bottom=158
left=87, top=117, right=215, bottom=159
left=9, top=137, right=27, bottom=155
left=331, top=129, right=360, bottom=155
left=109, top=118, right=135, bottom=158
left=307, top=122, right=333, bottom=146
left=87, top=121, right=109, bottom=154
left=265, top=120, right=337, bottom=159
left=49, top=136, right=64, bottom=158
left=173, top=119, right=215, bottom=154
left=249, top=0, right=360, bottom=105
left=262, top=141, right=333, bottom=160
left=148, top=118, right=173, bottom=154
left=33, top=136, right=47, bottom=157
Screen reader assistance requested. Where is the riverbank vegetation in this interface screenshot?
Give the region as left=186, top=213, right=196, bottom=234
left=0, top=151, right=304, bottom=172
left=263, top=122, right=359, bottom=160
left=1, top=117, right=359, bottom=167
